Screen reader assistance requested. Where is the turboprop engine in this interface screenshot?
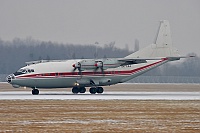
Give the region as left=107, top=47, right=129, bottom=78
left=95, top=59, right=121, bottom=70
left=72, top=59, right=96, bottom=71
left=72, top=59, right=122, bottom=72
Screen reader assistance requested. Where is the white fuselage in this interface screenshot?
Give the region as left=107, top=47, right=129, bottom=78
left=8, top=58, right=168, bottom=89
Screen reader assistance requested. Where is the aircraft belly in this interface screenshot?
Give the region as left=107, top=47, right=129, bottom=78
left=13, top=74, right=127, bottom=88
left=13, top=77, right=76, bottom=88
left=34, top=78, right=76, bottom=88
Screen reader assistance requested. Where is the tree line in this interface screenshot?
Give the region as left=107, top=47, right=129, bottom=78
left=0, top=37, right=199, bottom=77
left=0, top=38, right=131, bottom=74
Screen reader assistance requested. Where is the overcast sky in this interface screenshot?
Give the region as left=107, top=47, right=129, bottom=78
left=0, top=0, right=200, bottom=56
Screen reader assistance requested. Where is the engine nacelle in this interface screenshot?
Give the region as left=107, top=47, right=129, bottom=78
left=81, top=60, right=96, bottom=69
left=72, top=59, right=121, bottom=71
left=72, top=60, right=96, bottom=70
left=96, top=59, right=121, bottom=70
left=72, top=62, right=81, bottom=68
left=94, top=61, right=103, bottom=67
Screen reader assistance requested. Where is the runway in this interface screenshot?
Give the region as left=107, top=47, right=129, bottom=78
left=0, top=91, right=199, bottom=100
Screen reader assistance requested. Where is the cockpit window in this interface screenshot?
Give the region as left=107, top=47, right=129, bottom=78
left=17, top=69, right=23, bottom=72
left=22, top=70, right=27, bottom=73
left=14, top=68, right=35, bottom=76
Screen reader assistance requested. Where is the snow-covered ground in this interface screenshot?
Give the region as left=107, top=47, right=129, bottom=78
left=0, top=91, right=199, bottom=100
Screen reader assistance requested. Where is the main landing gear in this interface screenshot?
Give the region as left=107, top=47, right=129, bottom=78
left=72, top=86, right=104, bottom=94
left=72, top=86, right=86, bottom=94
left=31, top=87, right=104, bottom=95
left=32, top=88, right=39, bottom=95
left=89, top=87, right=104, bottom=94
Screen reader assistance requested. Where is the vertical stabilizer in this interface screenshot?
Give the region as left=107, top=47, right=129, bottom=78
left=125, top=20, right=180, bottom=58
left=155, top=20, right=172, bottom=48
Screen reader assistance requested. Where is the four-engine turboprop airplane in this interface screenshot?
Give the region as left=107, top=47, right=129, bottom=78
left=6, top=20, right=189, bottom=95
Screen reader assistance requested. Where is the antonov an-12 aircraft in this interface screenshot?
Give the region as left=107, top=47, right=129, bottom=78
left=6, top=20, right=190, bottom=95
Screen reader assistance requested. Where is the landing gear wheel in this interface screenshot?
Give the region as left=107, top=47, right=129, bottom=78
left=32, top=89, right=39, bottom=95
left=72, top=86, right=79, bottom=94
left=97, top=87, right=104, bottom=94
left=89, top=87, right=97, bottom=94
left=79, top=87, right=86, bottom=93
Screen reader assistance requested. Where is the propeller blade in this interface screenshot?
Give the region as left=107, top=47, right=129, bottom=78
left=73, top=67, right=77, bottom=72
left=100, top=67, right=104, bottom=74
left=94, top=67, right=99, bottom=72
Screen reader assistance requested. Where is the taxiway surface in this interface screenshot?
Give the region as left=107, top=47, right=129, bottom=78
left=0, top=91, right=199, bottom=100
left=1, top=83, right=200, bottom=100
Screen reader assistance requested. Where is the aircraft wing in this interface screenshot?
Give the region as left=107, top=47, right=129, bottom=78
left=117, top=58, right=162, bottom=65
left=118, top=55, right=195, bottom=65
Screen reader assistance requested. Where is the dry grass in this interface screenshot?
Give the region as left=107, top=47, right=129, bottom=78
left=0, top=100, right=199, bottom=133
left=0, top=83, right=200, bottom=132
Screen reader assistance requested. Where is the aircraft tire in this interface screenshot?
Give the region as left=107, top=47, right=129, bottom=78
left=97, top=87, right=104, bottom=94
left=79, top=87, right=86, bottom=93
left=89, top=87, right=97, bottom=94
left=72, top=87, right=79, bottom=94
left=32, top=89, right=39, bottom=95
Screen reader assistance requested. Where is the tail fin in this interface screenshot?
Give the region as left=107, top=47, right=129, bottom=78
left=126, top=20, right=180, bottom=58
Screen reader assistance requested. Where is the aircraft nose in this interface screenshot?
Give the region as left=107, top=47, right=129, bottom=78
left=6, top=74, right=15, bottom=83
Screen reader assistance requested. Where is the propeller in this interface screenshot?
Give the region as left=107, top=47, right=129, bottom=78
left=94, top=61, right=104, bottom=74
left=72, top=62, right=82, bottom=75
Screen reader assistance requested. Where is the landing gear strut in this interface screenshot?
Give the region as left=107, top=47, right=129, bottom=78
left=32, top=89, right=39, bottom=95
